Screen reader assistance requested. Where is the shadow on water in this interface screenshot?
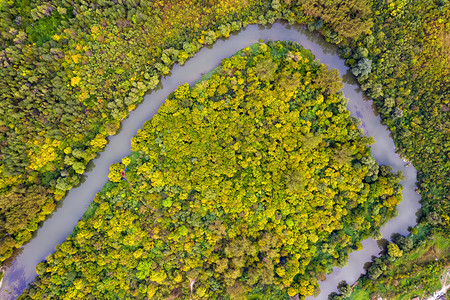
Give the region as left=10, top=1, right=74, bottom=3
left=85, top=157, right=97, bottom=173
left=342, top=69, right=357, bottom=85
left=371, top=101, right=381, bottom=117
left=299, top=28, right=336, bottom=56
left=258, top=23, right=273, bottom=30
left=377, top=238, right=390, bottom=251
left=1, top=247, right=23, bottom=270
left=363, top=261, right=373, bottom=272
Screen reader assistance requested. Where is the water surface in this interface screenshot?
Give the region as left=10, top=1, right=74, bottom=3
left=0, top=22, right=421, bottom=299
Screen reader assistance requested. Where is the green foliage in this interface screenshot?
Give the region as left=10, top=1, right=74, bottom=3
left=25, top=14, right=62, bottom=46
left=21, top=42, right=403, bottom=300
left=0, top=0, right=274, bottom=262
left=350, top=0, right=449, bottom=236
left=338, top=280, right=353, bottom=298
left=351, top=58, right=372, bottom=77
left=313, top=65, right=344, bottom=95
left=301, top=0, right=373, bottom=39
left=255, top=58, right=278, bottom=81
left=348, top=230, right=449, bottom=300
left=55, top=177, right=71, bottom=191
left=0, top=185, right=50, bottom=257
left=340, top=1, right=450, bottom=297
left=136, top=260, right=152, bottom=280
left=108, top=163, right=124, bottom=183
left=387, top=243, right=403, bottom=259
left=0, top=0, right=448, bottom=298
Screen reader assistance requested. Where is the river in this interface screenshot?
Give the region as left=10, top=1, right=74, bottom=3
left=0, top=22, right=421, bottom=299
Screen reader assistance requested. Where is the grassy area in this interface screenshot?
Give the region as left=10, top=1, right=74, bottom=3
left=348, top=230, right=449, bottom=300
left=349, top=287, right=370, bottom=300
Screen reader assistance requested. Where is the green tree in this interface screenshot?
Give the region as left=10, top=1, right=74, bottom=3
left=351, top=58, right=372, bottom=77
left=337, top=280, right=353, bottom=298
left=255, top=58, right=278, bottom=81
left=387, top=243, right=403, bottom=259
left=108, top=163, right=124, bottom=183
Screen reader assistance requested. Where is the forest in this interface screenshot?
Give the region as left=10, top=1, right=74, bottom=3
left=19, top=41, right=404, bottom=299
left=0, top=0, right=448, bottom=298
left=330, top=225, right=449, bottom=299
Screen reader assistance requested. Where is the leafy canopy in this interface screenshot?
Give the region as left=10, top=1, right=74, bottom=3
left=22, top=42, right=403, bottom=300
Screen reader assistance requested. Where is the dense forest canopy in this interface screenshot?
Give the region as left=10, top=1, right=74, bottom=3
left=0, top=0, right=269, bottom=263
left=19, top=41, right=404, bottom=299
left=352, top=0, right=449, bottom=229
left=0, top=0, right=448, bottom=297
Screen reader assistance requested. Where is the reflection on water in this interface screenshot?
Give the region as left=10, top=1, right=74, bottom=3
left=0, top=22, right=421, bottom=300
left=377, top=238, right=390, bottom=251
left=341, top=69, right=356, bottom=85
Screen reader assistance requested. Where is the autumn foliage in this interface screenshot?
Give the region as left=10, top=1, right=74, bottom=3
left=21, top=42, right=403, bottom=299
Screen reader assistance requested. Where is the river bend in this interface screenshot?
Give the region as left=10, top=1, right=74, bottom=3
left=0, top=22, right=421, bottom=299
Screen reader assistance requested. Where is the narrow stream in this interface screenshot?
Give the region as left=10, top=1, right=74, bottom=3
left=0, top=22, right=421, bottom=299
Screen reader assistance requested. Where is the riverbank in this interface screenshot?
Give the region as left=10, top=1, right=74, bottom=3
left=0, top=23, right=421, bottom=300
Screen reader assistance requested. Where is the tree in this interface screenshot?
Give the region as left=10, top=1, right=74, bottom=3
left=255, top=58, right=278, bottom=81
left=19, top=41, right=405, bottom=300
left=108, top=163, right=124, bottom=182
left=426, top=211, right=441, bottom=226
left=313, top=65, right=343, bottom=95
left=337, top=280, right=352, bottom=298
left=302, top=0, right=373, bottom=39
left=351, top=58, right=372, bottom=77
left=387, top=243, right=403, bottom=259
left=368, top=257, right=387, bottom=279
left=394, top=235, right=413, bottom=252
left=285, top=170, right=307, bottom=192
left=302, top=132, right=322, bottom=150
left=72, top=161, right=86, bottom=174
left=56, top=177, right=71, bottom=191
left=333, top=146, right=353, bottom=167
left=0, top=186, right=47, bottom=232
